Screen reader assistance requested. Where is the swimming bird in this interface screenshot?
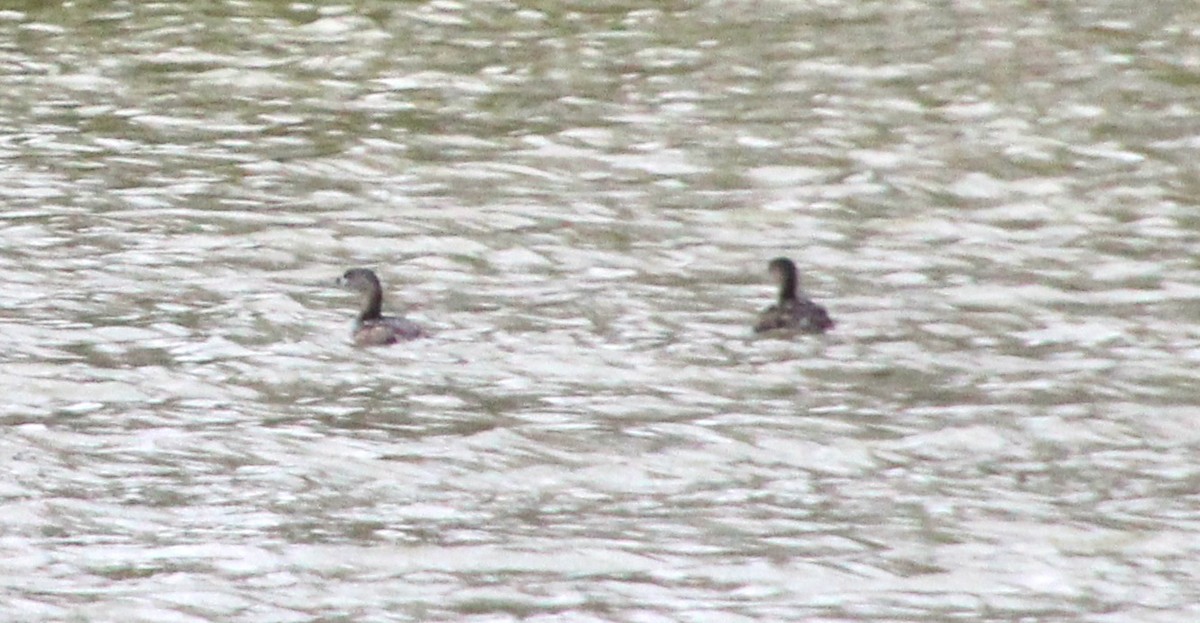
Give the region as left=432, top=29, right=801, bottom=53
left=754, top=257, right=834, bottom=334
left=337, top=268, right=425, bottom=345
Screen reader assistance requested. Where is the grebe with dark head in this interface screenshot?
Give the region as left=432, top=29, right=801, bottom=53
left=337, top=268, right=424, bottom=346
left=754, top=257, right=834, bottom=334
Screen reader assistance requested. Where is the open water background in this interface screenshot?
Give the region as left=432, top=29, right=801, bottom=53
left=1, top=1, right=1199, bottom=621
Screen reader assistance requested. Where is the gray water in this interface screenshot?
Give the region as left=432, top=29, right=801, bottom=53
left=2, top=1, right=1199, bottom=621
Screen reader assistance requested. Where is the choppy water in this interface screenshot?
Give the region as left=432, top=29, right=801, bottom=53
left=2, top=1, right=1199, bottom=621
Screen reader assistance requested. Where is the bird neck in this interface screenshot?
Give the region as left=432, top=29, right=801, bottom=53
left=778, top=271, right=798, bottom=303
left=359, top=289, right=383, bottom=321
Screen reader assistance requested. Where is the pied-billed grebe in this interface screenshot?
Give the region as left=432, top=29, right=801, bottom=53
left=337, top=268, right=424, bottom=346
left=754, top=257, right=834, bottom=334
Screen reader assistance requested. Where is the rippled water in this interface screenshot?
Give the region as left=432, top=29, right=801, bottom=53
left=3, top=1, right=1200, bottom=621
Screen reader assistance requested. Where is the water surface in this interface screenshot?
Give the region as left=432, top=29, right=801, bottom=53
left=2, top=1, right=1199, bottom=621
